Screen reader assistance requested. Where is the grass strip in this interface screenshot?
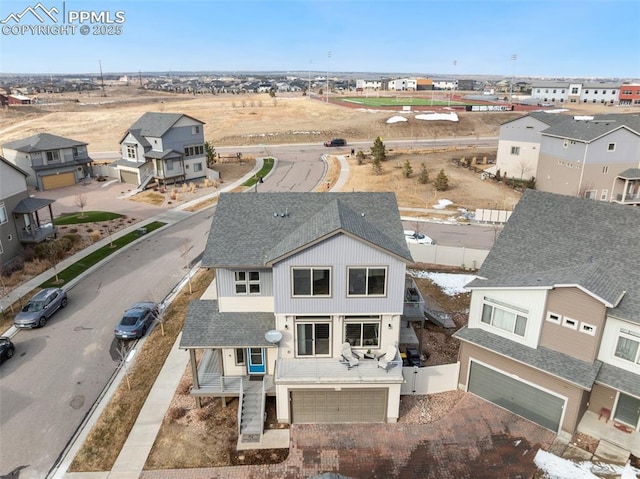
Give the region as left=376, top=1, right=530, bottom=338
left=243, top=157, right=275, bottom=187
left=55, top=211, right=124, bottom=225
left=69, top=267, right=215, bottom=472
left=40, top=221, right=166, bottom=288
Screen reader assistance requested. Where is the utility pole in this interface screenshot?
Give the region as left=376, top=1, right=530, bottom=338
left=98, top=60, right=106, bottom=97
left=510, top=54, right=517, bottom=103
left=308, top=59, right=311, bottom=98
left=326, top=51, right=331, bottom=103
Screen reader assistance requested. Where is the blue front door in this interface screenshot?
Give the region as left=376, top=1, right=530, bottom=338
left=247, top=348, right=266, bottom=375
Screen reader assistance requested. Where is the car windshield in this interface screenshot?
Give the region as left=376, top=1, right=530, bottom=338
left=23, top=301, right=45, bottom=312
left=120, top=314, right=139, bottom=326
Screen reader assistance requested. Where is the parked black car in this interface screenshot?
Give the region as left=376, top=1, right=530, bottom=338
left=324, top=138, right=346, bottom=147
left=0, top=336, right=15, bottom=362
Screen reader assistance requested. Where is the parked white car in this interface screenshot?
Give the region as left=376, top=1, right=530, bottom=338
left=404, top=230, right=433, bottom=245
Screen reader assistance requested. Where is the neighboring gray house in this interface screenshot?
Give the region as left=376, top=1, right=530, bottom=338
left=180, top=192, right=421, bottom=443
left=455, top=190, right=639, bottom=455
left=495, top=111, right=567, bottom=181
left=536, top=114, right=640, bottom=201
left=0, top=156, right=56, bottom=266
left=115, top=112, right=207, bottom=188
left=530, top=81, right=619, bottom=105
left=2, top=133, right=93, bottom=190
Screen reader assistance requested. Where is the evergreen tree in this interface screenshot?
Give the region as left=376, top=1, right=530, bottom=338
left=205, top=141, right=216, bottom=168
left=402, top=160, right=413, bottom=178
left=434, top=169, right=449, bottom=191
left=370, top=136, right=386, bottom=163
left=417, top=163, right=429, bottom=184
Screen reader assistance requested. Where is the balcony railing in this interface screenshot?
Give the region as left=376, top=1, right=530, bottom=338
left=615, top=193, right=640, bottom=204
left=275, top=357, right=404, bottom=383
left=404, top=277, right=425, bottom=319
left=18, top=224, right=56, bottom=243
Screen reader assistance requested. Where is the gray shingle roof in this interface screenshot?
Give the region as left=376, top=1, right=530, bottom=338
left=475, top=189, right=640, bottom=325
left=0, top=155, right=29, bottom=177
left=454, top=327, right=602, bottom=389
left=180, top=300, right=276, bottom=348
left=541, top=113, right=640, bottom=142
left=13, top=197, right=54, bottom=214
left=203, top=192, right=413, bottom=267
left=3, top=133, right=87, bottom=152
left=526, top=111, right=569, bottom=126
left=144, top=149, right=182, bottom=160
left=125, top=112, right=204, bottom=138
left=617, top=168, right=640, bottom=179
left=596, top=362, right=640, bottom=398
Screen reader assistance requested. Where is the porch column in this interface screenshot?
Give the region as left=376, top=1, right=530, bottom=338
left=189, top=349, right=201, bottom=408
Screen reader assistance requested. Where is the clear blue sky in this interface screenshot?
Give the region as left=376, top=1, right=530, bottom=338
left=1, top=0, right=639, bottom=78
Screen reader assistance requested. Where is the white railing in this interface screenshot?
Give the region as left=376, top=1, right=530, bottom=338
left=237, top=379, right=244, bottom=434
left=276, top=357, right=404, bottom=383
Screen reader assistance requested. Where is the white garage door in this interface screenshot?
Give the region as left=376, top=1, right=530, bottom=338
left=291, top=389, right=387, bottom=423
left=468, top=361, right=565, bottom=432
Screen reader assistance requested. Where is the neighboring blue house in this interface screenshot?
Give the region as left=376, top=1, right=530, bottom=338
left=1, top=133, right=93, bottom=191
left=115, top=112, right=207, bottom=189
left=180, top=192, right=420, bottom=444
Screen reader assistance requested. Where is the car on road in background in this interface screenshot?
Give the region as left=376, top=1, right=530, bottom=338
left=114, top=302, right=159, bottom=340
left=0, top=337, right=15, bottom=362
left=324, top=138, right=346, bottom=147
left=404, top=230, right=434, bottom=245
left=14, top=287, right=68, bottom=329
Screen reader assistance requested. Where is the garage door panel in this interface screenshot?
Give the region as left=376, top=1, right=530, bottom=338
left=120, top=170, right=139, bottom=185
left=42, top=172, right=76, bottom=190
left=291, top=389, right=387, bottom=423
left=468, top=361, right=564, bottom=431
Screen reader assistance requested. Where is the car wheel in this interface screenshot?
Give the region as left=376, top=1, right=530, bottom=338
left=141, top=326, right=147, bottom=337
left=38, top=316, right=46, bottom=328
left=6, top=347, right=14, bottom=359
left=61, top=297, right=68, bottom=308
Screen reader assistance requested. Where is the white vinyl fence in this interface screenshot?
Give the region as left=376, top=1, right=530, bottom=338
left=407, top=244, right=488, bottom=270
left=401, top=362, right=461, bottom=395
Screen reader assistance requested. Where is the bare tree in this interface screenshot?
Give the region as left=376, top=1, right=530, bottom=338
left=517, top=158, right=533, bottom=181
left=74, top=193, right=88, bottom=218
left=147, top=289, right=166, bottom=336
left=116, top=340, right=134, bottom=390
left=39, top=239, right=68, bottom=284
left=179, top=239, right=194, bottom=294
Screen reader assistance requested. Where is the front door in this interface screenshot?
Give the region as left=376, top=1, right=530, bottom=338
left=247, top=348, right=266, bottom=375
left=614, top=393, right=640, bottom=429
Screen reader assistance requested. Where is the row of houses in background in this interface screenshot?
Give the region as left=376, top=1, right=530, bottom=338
left=495, top=112, right=640, bottom=204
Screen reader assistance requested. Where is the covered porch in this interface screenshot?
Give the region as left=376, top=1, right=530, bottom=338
left=12, top=196, right=57, bottom=244
left=611, top=168, right=640, bottom=205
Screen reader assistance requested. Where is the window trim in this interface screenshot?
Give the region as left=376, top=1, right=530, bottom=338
left=580, top=322, right=596, bottom=336
left=480, top=296, right=528, bottom=337
left=291, top=267, right=331, bottom=297
left=510, top=146, right=520, bottom=156
left=614, top=330, right=640, bottom=364
left=234, top=270, right=261, bottom=295
left=562, top=317, right=578, bottom=330
left=344, top=315, right=381, bottom=348
left=126, top=144, right=137, bottom=159
left=294, top=317, right=332, bottom=357
left=546, top=312, right=562, bottom=325
left=235, top=348, right=246, bottom=365
left=607, top=142, right=616, bottom=152
left=346, top=266, right=388, bottom=297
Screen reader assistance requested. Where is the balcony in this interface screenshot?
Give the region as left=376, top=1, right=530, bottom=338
left=404, top=277, right=425, bottom=319
left=275, top=357, right=404, bottom=384
left=614, top=192, right=640, bottom=205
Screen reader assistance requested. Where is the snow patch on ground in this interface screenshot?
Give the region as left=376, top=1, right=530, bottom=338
left=533, top=450, right=639, bottom=479
left=408, top=271, right=474, bottom=296
left=433, top=199, right=453, bottom=209
left=386, top=115, right=408, bottom=124
left=415, top=112, right=459, bottom=122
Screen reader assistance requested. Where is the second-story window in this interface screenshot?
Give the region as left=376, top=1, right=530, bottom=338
left=192, top=125, right=200, bottom=135
left=292, top=267, right=330, bottom=296
left=185, top=145, right=204, bottom=157
left=481, top=296, right=528, bottom=337
left=510, top=146, right=520, bottom=155
left=347, top=267, right=386, bottom=296
left=126, top=145, right=136, bottom=160
left=46, top=150, right=60, bottom=163
left=234, top=271, right=260, bottom=294
left=614, top=330, right=640, bottom=364
left=0, top=203, right=7, bottom=225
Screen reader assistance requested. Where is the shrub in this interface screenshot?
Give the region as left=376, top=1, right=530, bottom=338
left=417, top=163, right=429, bottom=184
left=434, top=169, right=450, bottom=191
left=177, top=378, right=191, bottom=395
left=62, top=233, right=82, bottom=247
left=91, top=231, right=101, bottom=243
left=21, top=246, right=36, bottom=263
left=166, top=407, right=186, bottom=422
left=194, top=407, right=212, bottom=421
left=402, top=160, right=413, bottom=178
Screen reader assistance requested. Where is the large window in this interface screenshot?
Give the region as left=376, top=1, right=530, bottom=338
left=292, top=267, right=330, bottom=296
left=481, top=297, right=528, bottom=337
left=185, top=144, right=204, bottom=157
left=296, top=319, right=330, bottom=356
left=615, top=330, right=640, bottom=364
left=234, top=271, right=260, bottom=294
left=235, top=348, right=245, bottom=365
left=347, top=267, right=386, bottom=296
left=46, top=150, right=60, bottom=163
left=344, top=316, right=380, bottom=348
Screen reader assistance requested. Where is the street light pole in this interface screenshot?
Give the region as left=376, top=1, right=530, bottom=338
left=308, top=59, right=312, bottom=99
left=326, top=51, right=331, bottom=103
left=510, top=54, right=517, bottom=103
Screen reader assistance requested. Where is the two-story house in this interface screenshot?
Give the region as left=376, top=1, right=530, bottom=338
left=495, top=111, right=567, bottom=181
left=115, top=112, right=207, bottom=189
left=536, top=114, right=640, bottom=202
left=2, top=133, right=93, bottom=191
left=180, top=192, right=414, bottom=441
left=0, top=156, right=56, bottom=266
left=454, top=190, right=639, bottom=454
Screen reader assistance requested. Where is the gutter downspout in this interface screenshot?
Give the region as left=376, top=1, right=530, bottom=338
left=576, top=141, right=589, bottom=197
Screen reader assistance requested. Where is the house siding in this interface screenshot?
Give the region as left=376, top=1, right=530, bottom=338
left=540, top=287, right=606, bottom=363
left=0, top=190, right=28, bottom=264
left=216, top=268, right=274, bottom=297
left=467, top=287, right=547, bottom=348
left=587, top=383, right=617, bottom=414
left=273, top=234, right=406, bottom=315
left=458, top=341, right=588, bottom=433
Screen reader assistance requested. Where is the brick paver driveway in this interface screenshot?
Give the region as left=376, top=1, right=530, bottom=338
left=141, top=394, right=556, bottom=479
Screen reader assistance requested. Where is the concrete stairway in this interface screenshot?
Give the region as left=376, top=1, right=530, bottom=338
left=239, top=379, right=265, bottom=438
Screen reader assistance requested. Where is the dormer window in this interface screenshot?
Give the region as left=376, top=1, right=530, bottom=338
left=126, top=145, right=137, bottom=160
